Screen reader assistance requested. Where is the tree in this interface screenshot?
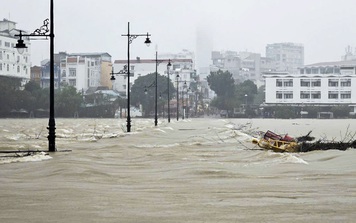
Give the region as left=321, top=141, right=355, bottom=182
left=235, top=80, right=258, bottom=105
left=0, top=76, right=22, bottom=115
left=131, top=73, right=175, bottom=116
left=207, top=70, right=235, bottom=97
left=207, top=70, right=236, bottom=111
left=55, top=86, right=83, bottom=117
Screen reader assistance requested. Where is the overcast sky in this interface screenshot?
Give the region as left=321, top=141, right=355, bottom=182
left=2, top=0, right=356, bottom=67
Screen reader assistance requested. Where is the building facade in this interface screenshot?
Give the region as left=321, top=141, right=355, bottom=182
left=56, top=52, right=111, bottom=92
left=266, top=42, right=304, bottom=73
left=0, top=19, right=31, bottom=86
left=113, top=57, right=194, bottom=96
left=264, top=60, right=356, bottom=114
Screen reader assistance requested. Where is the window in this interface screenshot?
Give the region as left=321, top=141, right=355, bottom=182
left=312, top=68, right=318, bottom=74
left=300, top=79, right=310, bottom=87
left=5, top=42, right=10, bottom=47
left=325, top=67, right=334, bottom=74
left=328, top=79, right=338, bottom=87
left=0, top=63, right=2, bottom=71
left=320, top=67, right=326, bottom=74
left=284, top=79, right=293, bottom=87
left=328, top=91, right=338, bottom=99
left=69, top=79, right=76, bottom=86
left=300, top=91, right=310, bottom=99
left=311, top=79, right=321, bottom=87
left=341, top=91, right=351, bottom=99
left=17, top=66, right=20, bottom=73
left=276, top=92, right=282, bottom=99
left=284, top=92, right=293, bottom=99
left=276, top=79, right=282, bottom=87
left=0, top=51, right=2, bottom=60
left=340, top=79, right=351, bottom=87
left=7, top=64, right=9, bottom=71
left=69, top=68, right=76, bottom=77
left=61, top=70, right=66, bottom=77
left=311, top=91, right=321, bottom=99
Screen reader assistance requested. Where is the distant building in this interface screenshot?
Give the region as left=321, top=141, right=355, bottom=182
left=266, top=42, right=304, bottom=73
left=53, top=52, right=112, bottom=91
left=341, top=45, right=356, bottom=61
left=0, top=18, right=31, bottom=86
left=113, top=56, right=194, bottom=97
left=40, top=59, right=60, bottom=89
left=30, top=65, right=41, bottom=85
left=211, top=50, right=265, bottom=87
left=263, top=60, right=356, bottom=114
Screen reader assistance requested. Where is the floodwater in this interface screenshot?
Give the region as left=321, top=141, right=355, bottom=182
left=1, top=118, right=356, bottom=222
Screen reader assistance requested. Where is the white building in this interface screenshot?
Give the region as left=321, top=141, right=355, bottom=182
left=0, top=19, right=31, bottom=85
left=264, top=60, right=356, bottom=114
left=59, top=52, right=112, bottom=92
left=266, top=42, right=304, bottom=73
left=113, top=57, right=194, bottom=96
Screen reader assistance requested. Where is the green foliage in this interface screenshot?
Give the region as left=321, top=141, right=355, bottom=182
left=235, top=80, right=258, bottom=105
left=207, top=70, right=235, bottom=97
left=254, top=85, right=265, bottom=105
left=274, top=106, right=298, bottom=119
left=131, top=72, right=175, bottom=116
left=331, top=105, right=351, bottom=118
left=55, top=86, right=83, bottom=117
left=0, top=77, right=22, bottom=114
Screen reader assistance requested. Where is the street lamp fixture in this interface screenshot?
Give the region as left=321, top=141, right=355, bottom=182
left=110, top=65, right=128, bottom=81
left=121, top=22, right=151, bottom=132
left=14, top=0, right=56, bottom=152
left=167, top=59, right=172, bottom=123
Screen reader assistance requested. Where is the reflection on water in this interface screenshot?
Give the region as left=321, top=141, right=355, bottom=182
left=1, top=118, right=356, bottom=222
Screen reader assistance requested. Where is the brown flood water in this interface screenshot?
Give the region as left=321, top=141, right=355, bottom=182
left=1, top=118, right=356, bottom=222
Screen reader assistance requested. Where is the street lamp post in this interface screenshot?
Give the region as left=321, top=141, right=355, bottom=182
left=154, top=51, right=164, bottom=126
left=15, top=0, right=56, bottom=152
left=121, top=22, right=151, bottom=132
left=167, top=59, right=172, bottom=123
left=182, top=81, right=187, bottom=120
left=176, top=74, right=180, bottom=121
left=186, top=86, right=190, bottom=119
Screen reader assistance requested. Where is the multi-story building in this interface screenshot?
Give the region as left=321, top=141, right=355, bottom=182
left=113, top=57, right=194, bottom=97
left=30, top=65, right=41, bottom=85
left=266, top=42, right=304, bottom=73
left=211, top=51, right=240, bottom=78
left=0, top=19, right=31, bottom=86
left=56, top=52, right=111, bottom=92
left=211, top=50, right=264, bottom=86
left=264, top=60, right=356, bottom=114
left=40, top=59, right=60, bottom=89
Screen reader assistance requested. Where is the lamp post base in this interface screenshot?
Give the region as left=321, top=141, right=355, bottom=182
left=47, top=118, right=56, bottom=152
left=126, top=116, right=131, bottom=132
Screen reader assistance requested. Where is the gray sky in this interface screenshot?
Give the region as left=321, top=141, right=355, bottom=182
left=2, top=0, right=356, bottom=66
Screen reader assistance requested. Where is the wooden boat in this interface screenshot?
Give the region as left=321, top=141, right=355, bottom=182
left=252, top=130, right=300, bottom=153
left=251, top=130, right=356, bottom=153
